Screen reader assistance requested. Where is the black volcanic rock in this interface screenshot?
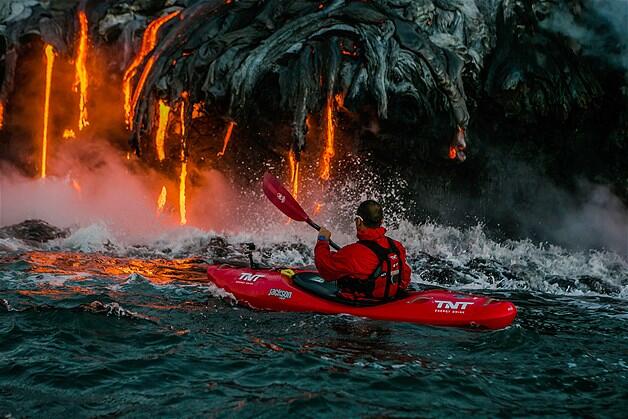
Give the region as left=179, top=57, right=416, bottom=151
left=0, top=219, right=69, bottom=243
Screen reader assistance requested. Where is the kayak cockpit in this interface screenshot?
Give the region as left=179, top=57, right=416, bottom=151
left=292, top=272, right=394, bottom=307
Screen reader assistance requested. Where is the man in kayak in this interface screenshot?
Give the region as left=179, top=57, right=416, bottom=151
left=315, top=200, right=412, bottom=300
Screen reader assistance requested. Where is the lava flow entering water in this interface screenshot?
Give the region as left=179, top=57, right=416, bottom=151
left=41, top=45, right=55, bottom=179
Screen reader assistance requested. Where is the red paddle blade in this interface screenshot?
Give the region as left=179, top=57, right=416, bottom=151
left=262, top=172, right=309, bottom=222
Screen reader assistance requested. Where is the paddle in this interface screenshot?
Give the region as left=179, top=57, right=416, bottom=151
left=262, top=172, right=341, bottom=250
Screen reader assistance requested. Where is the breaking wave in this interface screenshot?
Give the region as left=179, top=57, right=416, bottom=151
left=1, top=218, right=626, bottom=299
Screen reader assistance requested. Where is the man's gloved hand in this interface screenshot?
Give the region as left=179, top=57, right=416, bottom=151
left=318, top=227, right=332, bottom=241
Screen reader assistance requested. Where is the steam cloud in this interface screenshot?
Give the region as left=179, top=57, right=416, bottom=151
left=540, top=0, right=628, bottom=70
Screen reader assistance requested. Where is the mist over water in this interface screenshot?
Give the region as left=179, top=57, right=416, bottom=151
left=1, top=149, right=626, bottom=299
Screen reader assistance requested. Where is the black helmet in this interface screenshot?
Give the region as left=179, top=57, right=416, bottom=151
left=356, top=200, right=383, bottom=228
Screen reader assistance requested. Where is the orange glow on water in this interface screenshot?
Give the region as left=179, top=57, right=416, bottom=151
left=123, top=11, right=180, bottom=128
left=17, top=251, right=208, bottom=284
left=157, top=185, right=167, bottom=214
left=75, top=11, right=89, bottom=131
left=217, top=121, right=235, bottom=157
left=155, top=100, right=170, bottom=161
left=320, top=95, right=336, bottom=181
left=288, top=150, right=300, bottom=199
left=41, top=45, right=55, bottom=179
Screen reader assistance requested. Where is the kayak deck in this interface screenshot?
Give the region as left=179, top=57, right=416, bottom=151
left=207, top=265, right=517, bottom=329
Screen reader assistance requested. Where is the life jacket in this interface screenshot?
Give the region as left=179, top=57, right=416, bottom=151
left=337, top=237, right=403, bottom=300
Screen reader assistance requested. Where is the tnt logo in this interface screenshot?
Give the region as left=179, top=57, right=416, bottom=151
left=435, top=300, right=474, bottom=311
left=276, top=193, right=286, bottom=203
left=238, top=273, right=265, bottom=282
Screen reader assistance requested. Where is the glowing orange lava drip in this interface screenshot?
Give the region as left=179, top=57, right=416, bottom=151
left=288, top=150, right=300, bottom=199
left=217, top=121, right=235, bottom=157
left=123, top=11, right=180, bottom=128
left=71, top=179, right=81, bottom=193
left=75, top=11, right=89, bottom=131
left=448, top=146, right=457, bottom=159
left=320, top=95, right=336, bottom=181
left=179, top=99, right=187, bottom=225
left=155, top=100, right=170, bottom=161
left=63, top=129, right=76, bottom=139
left=0, top=102, right=4, bottom=129
left=179, top=162, right=187, bottom=225
left=41, top=45, right=55, bottom=179
left=313, top=202, right=323, bottom=216
left=157, top=185, right=167, bottom=214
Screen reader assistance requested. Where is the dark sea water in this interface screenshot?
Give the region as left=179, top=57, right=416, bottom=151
left=1, top=221, right=627, bottom=417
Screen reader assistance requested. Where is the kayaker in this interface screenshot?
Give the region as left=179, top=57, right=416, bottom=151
left=315, top=200, right=412, bottom=300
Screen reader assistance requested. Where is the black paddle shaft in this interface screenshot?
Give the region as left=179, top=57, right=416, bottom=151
left=306, top=219, right=341, bottom=250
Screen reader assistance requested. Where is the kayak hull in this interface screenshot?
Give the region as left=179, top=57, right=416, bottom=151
left=207, top=265, right=517, bottom=329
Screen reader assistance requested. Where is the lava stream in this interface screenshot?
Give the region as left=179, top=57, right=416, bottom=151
left=320, top=95, right=336, bottom=181
left=179, top=162, right=187, bottom=225
left=74, top=11, right=90, bottom=131
left=179, top=99, right=187, bottom=225
left=288, top=150, right=300, bottom=199
left=155, top=100, right=170, bottom=161
left=157, top=186, right=167, bottom=215
left=41, top=45, right=55, bottom=179
left=217, top=121, right=235, bottom=157
left=123, top=11, right=180, bottom=128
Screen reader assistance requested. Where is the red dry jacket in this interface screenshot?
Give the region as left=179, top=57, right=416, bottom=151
left=314, top=226, right=412, bottom=299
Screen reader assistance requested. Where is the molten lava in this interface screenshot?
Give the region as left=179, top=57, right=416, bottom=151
left=217, top=121, right=235, bottom=157
left=288, top=150, right=300, bottom=199
left=313, top=202, right=323, bottom=216
left=320, top=95, right=336, bottom=181
left=449, top=127, right=466, bottom=160
left=63, top=129, right=76, bottom=139
left=179, top=162, right=187, bottom=225
left=123, top=11, right=180, bottom=128
left=41, top=45, right=55, bottom=179
left=71, top=179, right=81, bottom=194
left=75, top=11, right=89, bottom=131
left=192, top=102, right=204, bottom=119
left=178, top=99, right=187, bottom=225
left=155, top=100, right=170, bottom=161
left=157, top=185, right=167, bottom=214
left=0, top=102, right=4, bottom=129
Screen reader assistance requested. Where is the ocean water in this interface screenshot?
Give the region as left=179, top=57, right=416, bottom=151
left=0, top=220, right=627, bottom=417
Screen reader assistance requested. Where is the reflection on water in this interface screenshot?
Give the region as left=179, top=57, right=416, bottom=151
left=6, top=251, right=209, bottom=284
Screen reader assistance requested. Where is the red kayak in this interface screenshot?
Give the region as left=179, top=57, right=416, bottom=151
left=207, top=265, right=517, bottom=329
